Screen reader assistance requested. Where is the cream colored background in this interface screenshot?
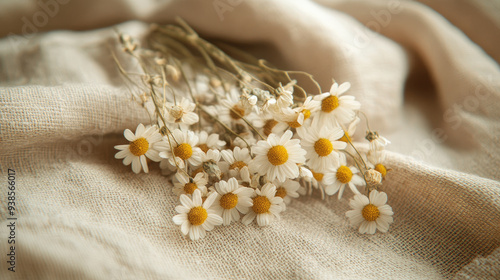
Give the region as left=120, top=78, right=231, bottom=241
left=0, top=0, right=499, bottom=279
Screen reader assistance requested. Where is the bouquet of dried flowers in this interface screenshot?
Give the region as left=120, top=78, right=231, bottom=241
left=113, top=19, right=393, bottom=240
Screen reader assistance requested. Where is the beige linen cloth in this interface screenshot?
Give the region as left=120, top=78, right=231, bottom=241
left=1, top=0, right=499, bottom=279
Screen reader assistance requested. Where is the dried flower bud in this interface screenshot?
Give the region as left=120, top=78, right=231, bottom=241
left=120, top=34, right=138, bottom=52
left=155, top=57, right=167, bottom=66
left=241, top=73, right=252, bottom=83
left=152, top=75, right=163, bottom=87
left=159, top=126, right=168, bottom=136
left=365, top=131, right=380, bottom=142
left=139, top=92, right=148, bottom=103
left=143, top=75, right=163, bottom=87
left=364, top=169, right=382, bottom=187
left=170, top=105, right=184, bottom=120
left=203, top=160, right=222, bottom=181
left=210, top=77, right=221, bottom=88
left=166, top=65, right=180, bottom=81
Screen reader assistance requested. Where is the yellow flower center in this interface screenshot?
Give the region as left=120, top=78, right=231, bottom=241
left=362, top=204, right=380, bottom=222
left=375, top=164, right=387, bottom=178
left=302, top=109, right=311, bottom=120
left=229, top=104, right=245, bottom=120
left=183, top=183, right=198, bottom=194
left=314, top=138, right=333, bottom=157
left=129, top=137, right=149, bottom=156
left=174, top=143, right=193, bottom=160
left=197, top=144, right=209, bottom=153
left=339, top=131, right=352, bottom=143
left=188, top=206, right=208, bottom=225
left=321, top=95, right=339, bottom=112
left=275, top=187, right=287, bottom=198
left=252, top=196, right=271, bottom=214
left=267, top=145, right=288, bottom=166
left=230, top=161, right=247, bottom=170
left=220, top=193, right=238, bottom=209
left=311, top=170, right=324, bottom=182
left=288, top=119, right=302, bottom=128
left=336, top=165, right=353, bottom=183
left=287, top=109, right=312, bottom=128
left=263, top=119, right=278, bottom=136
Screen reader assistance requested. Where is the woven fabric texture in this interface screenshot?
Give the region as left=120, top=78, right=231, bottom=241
left=0, top=0, right=499, bottom=279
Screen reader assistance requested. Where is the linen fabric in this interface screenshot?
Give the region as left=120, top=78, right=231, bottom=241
left=0, top=0, right=499, bottom=279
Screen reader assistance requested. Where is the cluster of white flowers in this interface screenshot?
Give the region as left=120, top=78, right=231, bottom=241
left=113, top=26, right=394, bottom=240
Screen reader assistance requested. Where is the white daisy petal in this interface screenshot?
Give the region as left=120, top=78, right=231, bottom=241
left=193, top=189, right=203, bottom=206
left=124, top=129, right=135, bottom=141
left=115, top=149, right=129, bottom=159
left=242, top=212, right=256, bottom=225
left=359, top=221, right=369, bottom=234
left=180, top=194, right=194, bottom=208
left=175, top=205, right=190, bottom=214
left=202, top=220, right=215, bottom=231
left=172, top=214, right=186, bottom=225
left=346, top=191, right=394, bottom=234
left=376, top=217, right=390, bottom=232
left=140, top=155, right=149, bottom=173
left=222, top=210, right=232, bottom=225
left=122, top=155, right=133, bottom=166
left=231, top=208, right=240, bottom=221
left=180, top=221, right=190, bottom=235
left=114, top=145, right=130, bottom=151
left=189, top=227, right=197, bottom=240
left=131, top=157, right=141, bottom=174
left=207, top=213, right=223, bottom=225
left=203, top=192, right=218, bottom=209
left=367, top=221, right=377, bottom=234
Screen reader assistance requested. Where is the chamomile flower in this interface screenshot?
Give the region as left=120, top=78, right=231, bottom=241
left=366, top=131, right=390, bottom=152
left=196, top=131, right=226, bottom=153
left=173, top=189, right=223, bottom=240
left=251, top=130, right=306, bottom=182
left=367, top=150, right=389, bottom=179
left=219, top=89, right=251, bottom=126
left=114, top=124, right=162, bottom=174
left=164, top=97, right=199, bottom=125
left=273, top=179, right=301, bottom=209
left=339, top=117, right=360, bottom=144
left=276, top=107, right=307, bottom=129
left=312, top=82, right=360, bottom=129
left=173, top=171, right=208, bottom=196
left=248, top=87, right=274, bottom=113
left=252, top=111, right=286, bottom=137
left=221, top=147, right=252, bottom=179
left=308, top=168, right=335, bottom=190
left=271, top=84, right=294, bottom=110
left=242, top=183, right=284, bottom=226
left=212, top=178, right=254, bottom=225
left=297, top=125, right=347, bottom=172
left=279, top=96, right=320, bottom=129
left=346, top=190, right=394, bottom=234
left=240, top=87, right=259, bottom=112
left=324, top=156, right=365, bottom=199
left=157, top=129, right=203, bottom=168
left=199, top=149, right=223, bottom=180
